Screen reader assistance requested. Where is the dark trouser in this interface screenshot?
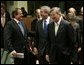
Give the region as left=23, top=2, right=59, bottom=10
left=25, top=49, right=36, bottom=64
left=38, top=55, right=49, bottom=64
left=26, top=52, right=36, bottom=64
left=14, top=58, right=24, bottom=64
left=50, top=51, right=71, bottom=64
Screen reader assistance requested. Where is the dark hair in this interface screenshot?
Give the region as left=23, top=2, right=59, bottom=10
left=21, top=7, right=25, bottom=10
left=1, top=3, right=5, bottom=9
left=12, top=8, right=20, bottom=18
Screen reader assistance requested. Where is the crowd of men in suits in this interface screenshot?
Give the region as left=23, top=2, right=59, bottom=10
left=1, top=2, right=83, bottom=64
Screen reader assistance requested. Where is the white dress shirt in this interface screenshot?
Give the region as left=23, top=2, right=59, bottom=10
left=43, top=16, right=50, bottom=29
left=1, top=13, right=6, bottom=27
left=14, top=18, right=24, bottom=35
left=54, top=16, right=62, bottom=36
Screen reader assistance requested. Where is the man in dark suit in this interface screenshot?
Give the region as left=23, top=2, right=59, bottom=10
left=31, top=8, right=42, bottom=32
left=77, top=7, right=83, bottom=64
left=33, top=6, right=52, bottom=64
left=1, top=3, right=11, bottom=53
left=46, top=7, right=77, bottom=64
left=4, top=8, right=34, bottom=64
left=31, top=9, right=42, bottom=64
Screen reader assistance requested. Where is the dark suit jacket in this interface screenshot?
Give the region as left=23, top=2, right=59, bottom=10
left=4, top=19, right=33, bottom=53
left=5, top=11, right=11, bottom=25
left=31, top=18, right=38, bottom=32
left=76, top=16, right=83, bottom=47
left=35, top=19, right=52, bottom=56
left=1, top=11, right=11, bottom=48
left=47, top=19, right=77, bottom=63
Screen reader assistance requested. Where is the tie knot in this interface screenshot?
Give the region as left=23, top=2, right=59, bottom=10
left=18, top=21, right=24, bottom=35
left=18, top=21, right=22, bottom=24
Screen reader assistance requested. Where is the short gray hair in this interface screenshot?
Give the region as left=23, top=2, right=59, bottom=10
left=50, top=7, right=62, bottom=15
left=40, top=6, right=51, bottom=14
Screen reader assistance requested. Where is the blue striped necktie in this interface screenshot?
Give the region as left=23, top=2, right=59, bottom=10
left=44, top=20, right=47, bottom=33
left=18, top=22, right=24, bottom=35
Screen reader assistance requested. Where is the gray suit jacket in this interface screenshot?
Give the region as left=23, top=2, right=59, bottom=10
left=35, top=19, right=52, bottom=56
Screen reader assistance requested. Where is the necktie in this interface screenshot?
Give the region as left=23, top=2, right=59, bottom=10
left=18, top=22, right=24, bottom=35
left=44, top=20, right=47, bottom=33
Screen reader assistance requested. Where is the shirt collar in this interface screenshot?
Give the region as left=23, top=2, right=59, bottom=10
left=37, top=17, right=42, bottom=21
left=43, top=16, right=50, bottom=24
left=45, top=16, right=50, bottom=22
left=14, top=18, right=20, bottom=24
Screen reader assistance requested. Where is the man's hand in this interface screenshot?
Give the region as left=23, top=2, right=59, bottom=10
left=33, top=47, right=38, bottom=55
left=45, top=54, right=50, bottom=62
left=78, top=47, right=81, bottom=52
left=1, top=48, right=4, bottom=51
left=71, top=62, right=73, bottom=64
left=9, top=50, right=17, bottom=57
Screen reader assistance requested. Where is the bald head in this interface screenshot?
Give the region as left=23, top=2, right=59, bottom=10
left=68, top=7, right=76, bottom=14
left=35, top=9, right=42, bottom=18
left=36, top=9, right=40, bottom=13
left=81, top=7, right=83, bottom=15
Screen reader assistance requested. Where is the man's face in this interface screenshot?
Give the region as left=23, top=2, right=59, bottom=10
left=40, top=9, right=48, bottom=19
left=36, top=9, right=41, bottom=18
left=16, top=9, right=23, bottom=20
left=50, top=10, right=59, bottom=22
left=1, top=7, right=5, bottom=15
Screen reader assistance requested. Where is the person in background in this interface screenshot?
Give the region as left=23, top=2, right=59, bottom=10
left=67, top=7, right=76, bottom=21
left=21, top=7, right=28, bottom=17
left=68, top=7, right=76, bottom=15
left=77, top=7, right=83, bottom=64
left=31, top=8, right=42, bottom=32
left=30, top=8, right=42, bottom=64
left=1, top=3, right=11, bottom=54
left=67, top=13, right=80, bottom=64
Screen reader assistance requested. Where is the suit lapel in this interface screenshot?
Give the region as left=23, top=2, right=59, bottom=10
left=56, top=20, right=63, bottom=36
left=52, top=22, right=55, bottom=37
left=20, top=21, right=27, bottom=36
left=40, top=20, right=44, bottom=33
left=12, top=20, right=25, bottom=37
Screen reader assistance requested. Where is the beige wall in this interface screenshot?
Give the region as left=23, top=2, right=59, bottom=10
left=7, top=1, right=28, bottom=18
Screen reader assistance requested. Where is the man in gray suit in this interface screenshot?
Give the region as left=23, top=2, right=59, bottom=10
left=33, top=6, right=52, bottom=64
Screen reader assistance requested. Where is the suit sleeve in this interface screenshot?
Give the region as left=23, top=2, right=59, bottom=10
left=26, top=25, right=35, bottom=37
left=33, top=22, right=39, bottom=48
left=66, top=23, right=77, bottom=63
left=4, top=22, right=14, bottom=52
left=46, top=24, right=51, bottom=55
